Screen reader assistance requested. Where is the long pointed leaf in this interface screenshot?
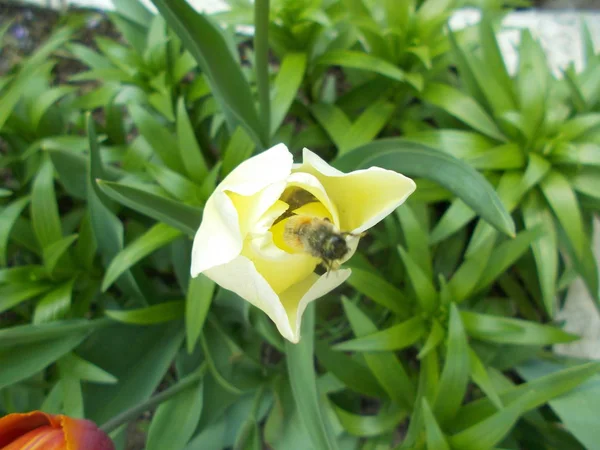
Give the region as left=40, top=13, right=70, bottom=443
left=150, top=0, right=263, bottom=146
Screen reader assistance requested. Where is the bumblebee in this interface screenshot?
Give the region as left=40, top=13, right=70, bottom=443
left=283, top=215, right=354, bottom=271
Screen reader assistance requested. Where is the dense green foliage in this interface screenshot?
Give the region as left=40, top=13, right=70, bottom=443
left=1, top=0, right=599, bottom=449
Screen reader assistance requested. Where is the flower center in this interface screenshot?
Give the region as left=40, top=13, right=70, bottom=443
left=270, top=187, right=333, bottom=254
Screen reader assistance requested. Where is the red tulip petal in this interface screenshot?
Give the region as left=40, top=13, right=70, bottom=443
left=1, top=426, right=65, bottom=450
left=60, top=416, right=114, bottom=450
left=0, top=412, right=55, bottom=447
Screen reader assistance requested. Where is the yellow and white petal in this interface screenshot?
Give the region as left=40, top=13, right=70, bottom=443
left=220, top=143, right=293, bottom=195
left=297, top=148, right=416, bottom=234
left=285, top=172, right=340, bottom=228
left=244, top=233, right=319, bottom=295
left=280, top=268, right=352, bottom=343
left=203, top=256, right=296, bottom=341
left=191, top=144, right=293, bottom=276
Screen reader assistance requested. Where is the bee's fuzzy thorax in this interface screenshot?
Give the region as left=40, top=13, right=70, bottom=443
left=283, top=216, right=351, bottom=270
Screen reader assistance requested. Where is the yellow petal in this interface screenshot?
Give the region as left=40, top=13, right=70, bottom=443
left=296, top=149, right=416, bottom=233
left=280, top=268, right=351, bottom=343
left=204, top=256, right=296, bottom=341
left=243, top=233, right=319, bottom=294
left=285, top=172, right=340, bottom=228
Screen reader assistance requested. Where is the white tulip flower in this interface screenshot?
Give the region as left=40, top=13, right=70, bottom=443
left=191, top=144, right=416, bottom=343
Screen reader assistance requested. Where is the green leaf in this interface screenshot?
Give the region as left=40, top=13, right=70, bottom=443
left=571, top=168, right=600, bottom=198
left=177, top=97, right=209, bottom=183
left=315, top=341, right=386, bottom=398
left=60, top=353, right=117, bottom=384
left=450, top=391, right=536, bottom=450
left=103, top=223, right=182, bottom=291
left=399, top=350, right=439, bottom=449
left=146, top=162, right=202, bottom=204
left=0, top=319, right=105, bottom=348
left=433, top=303, right=470, bottom=425
left=517, top=359, right=600, bottom=450
left=222, top=127, right=256, bottom=177
left=130, top=104, right=185, bottom=173
left=553, top=143, right=600, bottom=167
left=398, top=247, right=437, bottom=312
left=285, top=303, right=339, bottom=450
left=0, top=332, right=88, bottom=390
left=517, top=30, right=549, bottom=141
left=0, top=62, right=53, bottom=130
left=33, top=278, right=76, bottom=324
left=31, top=157, right=63, bottom=250
left=474, top=226, right=545, bottom=292
left=106, top=301, right=185, bottom=325
left=422, top=399, right=451, bottom=450
left=67, top=42, right=113, bottom=70
left=540, top=171, right=598, bottom=299
left=341, top=298, right=414, bottom=408
left=469, top=348, right=503, bottom=409
left=338, top=100, right=396, bottom=155
left=316, top=50, right=422, bottom=90
left=346, top=268, right=410, bottom=317
left=479, top=17, right=515, bottom=104
left=448, top=242, right=497, bottom=301
left=311, top=103, right=351, bottom=150
left=405, top=130, right=495, bottom=160
left=81, top=322, right=184, bottom=425
left=333, top=403, right=406, bottom=437
left=271, top=53, right=307, bottom=136
left=396, top=204, right=432, bottom=277
left=0, top=282, right=53, bottom=314
left=43, top=234, right=78, bottom=275
left=522, top=190, right=558, bottom=316
left=417, top=319, right=444, bottom=359
left=333, top=316, right=426, bottom=352
left=464, top=143, right=526, bottom=170
left=186, top=274, right=216, bottom=354
left=150, top=0, right=263, bottom=146
left=0, top=265, right=45, bottom=284
left=30, top=85, right=76, bottom=130
left=48, top=146, right=123, bottom=200
left=448, top=29, right=487, bottom=108
left=87, top=116, right=149, bottom=305
left=461, top=311, right=577, bottom=345
left=422, top=83, right=506, bottom=141
left=455, top=361, right=600, bottom=430
left=147, top=372, right=204, bottom=450
left=335, top=140, right=515, bottom=238
left=111, top=0, right=153, bottom=27
left=0, top=196, right=30, bottom=266
left=559, top=113, right=600, bottom=141
left=96, top=180, right=202, bottom=236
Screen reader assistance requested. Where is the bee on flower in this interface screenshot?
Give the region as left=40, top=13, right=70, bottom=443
left=191, top=144, right=415, bottom=343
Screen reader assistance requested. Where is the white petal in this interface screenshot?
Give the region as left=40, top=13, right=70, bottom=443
left=191, top=192, right=240, bottom=276
left=221, top=143, right=293, bottom=195
left=191, top=144, right=293, bottom=276
left=298, top=148, right=416, bottom=233
left=280, top=268, right=352, bottom=343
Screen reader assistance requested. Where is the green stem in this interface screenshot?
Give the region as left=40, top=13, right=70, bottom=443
left=99, top=364, right=206, bottom=434
left=254, top=0, right=271, bottom=146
